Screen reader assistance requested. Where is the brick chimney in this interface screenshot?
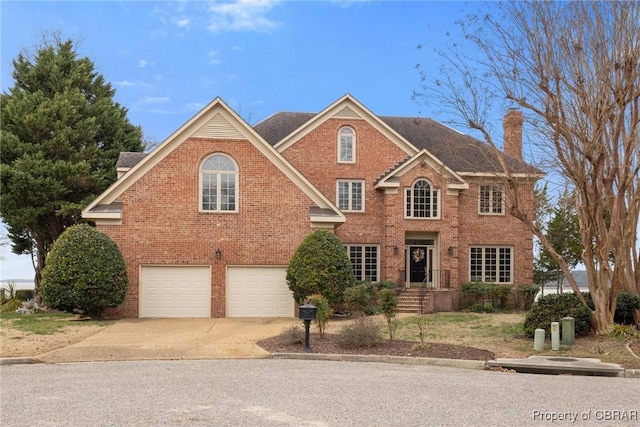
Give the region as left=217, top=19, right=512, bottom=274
left=503, top=109, right=523, bottom=159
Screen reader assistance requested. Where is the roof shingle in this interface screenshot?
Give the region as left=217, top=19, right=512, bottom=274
left=253, top=112, right=541, bottom=175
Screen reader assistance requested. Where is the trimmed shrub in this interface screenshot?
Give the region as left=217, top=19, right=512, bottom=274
left=462, top=282, right=512, bottom=309
left=306, top=294, right=331, bottom=337
left=523, top=293, right=592, bottom=338
left=41, top=224, right=128, bottom=318
left=343, top=284, right=371, bottom=315
left=461, top=281, right=488, bottom=306
left=582, top=291, right=640, bottom=326
left=517, top=284, right=539, bottom=310
left=286, top=229, right=355, bottom=308
left=613, top=291, right=640, bottom=325
left=336, top=316, right=381, bottom=349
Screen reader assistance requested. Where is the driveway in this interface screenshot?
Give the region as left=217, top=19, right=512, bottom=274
left=36, top=318, right=297, bottom=364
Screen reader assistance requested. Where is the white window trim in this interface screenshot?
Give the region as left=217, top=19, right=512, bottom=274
left=404, top=178, right=441, bottom=219
left=337, top=126, right=356, bottom=164
left=199, top=153, right=239, bottom=213
left=336, top=179, right=365, bottom=212
left=478, top=185, right=505, bottom=216
left=468, top=246, right=513, bottom=284
left=344, top=244, right=380, bottom=282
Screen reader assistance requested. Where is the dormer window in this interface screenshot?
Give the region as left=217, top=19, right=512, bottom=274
left=338, top=126, right=355, bottom=163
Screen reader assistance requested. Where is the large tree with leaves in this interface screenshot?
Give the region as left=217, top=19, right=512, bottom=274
left=416, top=1, right=639, bottom=332
left=0, top=36, right=143, bottom=302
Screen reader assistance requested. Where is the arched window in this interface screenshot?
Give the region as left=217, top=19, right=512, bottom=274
left=338, top=126, right=355, bottom=163
left=405, top=179, right=439, bottom=218
left=200, top=154, right=238, bottom=212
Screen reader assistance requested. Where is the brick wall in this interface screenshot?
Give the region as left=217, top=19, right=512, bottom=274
left=281, top=118, right=535, bottom=300
left=99, top=137, right=316, bottom=317
left=100, top=116, right=536, bottom=318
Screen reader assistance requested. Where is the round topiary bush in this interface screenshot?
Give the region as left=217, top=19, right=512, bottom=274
left=41, top=224, right=128, bottom=318
left=286, top=229, right=355, bottom=308
left=523, top=293, right=592, bottom=338
left=612, top=291, right=640, bottom=325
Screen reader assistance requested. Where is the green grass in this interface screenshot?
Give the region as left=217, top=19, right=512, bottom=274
left=0, top=312, right=108, bottom=335
left=396, top=312, right=525, bottom=343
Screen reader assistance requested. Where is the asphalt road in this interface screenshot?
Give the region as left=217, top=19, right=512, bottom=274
left=1, top=360, right=639, bottom=426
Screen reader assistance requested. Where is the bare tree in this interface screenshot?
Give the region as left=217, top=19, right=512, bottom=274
left=416, top=1, right=639, bottom=333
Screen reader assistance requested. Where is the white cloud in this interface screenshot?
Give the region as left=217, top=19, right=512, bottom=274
left=138, top=59, right=154, bottom=68
left=115, top=80, right=135, bottom=87
left=208, top=50, right=221, bottom=65
left=176, top=17, right=190, bottom=29
left=207, top=0, right=281, bottom=33
left=141, top=96, right=171, bottom=104
left=185, top=102, right=205, bottom=112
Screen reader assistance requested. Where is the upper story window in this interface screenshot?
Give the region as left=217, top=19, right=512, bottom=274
left=337, top=180, right=364, bottom=212
left=405, top=179, right=439, bottom=218
left=200, top=154, right=238, bottom=212
left=338, top=126, right=355, bottom=163
left=479, top=185, right=504, bottom=215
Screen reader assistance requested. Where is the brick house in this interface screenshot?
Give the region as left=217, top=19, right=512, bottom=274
left=82, top=94, right=542, bottom=318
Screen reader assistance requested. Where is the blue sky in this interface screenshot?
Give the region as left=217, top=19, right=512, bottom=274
left=0, top=0, right=487, bottom=280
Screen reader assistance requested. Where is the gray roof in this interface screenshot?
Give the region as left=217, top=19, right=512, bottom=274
left=253, top=112, right=540, bottom=175
left=116, top=152, right=148, bottom=169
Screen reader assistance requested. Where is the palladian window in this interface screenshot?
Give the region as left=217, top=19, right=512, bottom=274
left=200, top=154, right=238, bottom=212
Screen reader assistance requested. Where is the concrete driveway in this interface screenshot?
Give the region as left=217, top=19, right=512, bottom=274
left=36, top=318, right=298, bottom=364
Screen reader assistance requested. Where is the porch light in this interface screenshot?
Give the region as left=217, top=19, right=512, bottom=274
left=299, top=303, right=317, bottom=352
left=447, top=246, right=454, bottom=256
left=215, top=248, right=223, bottom=259
left=393, top=245, right=399, bottom=255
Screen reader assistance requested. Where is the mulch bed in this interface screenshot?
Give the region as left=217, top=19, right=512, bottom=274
left=257, top=332, right=496, bottom=361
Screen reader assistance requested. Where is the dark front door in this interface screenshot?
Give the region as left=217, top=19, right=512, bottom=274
left=407, top=245, right=434, bottom=288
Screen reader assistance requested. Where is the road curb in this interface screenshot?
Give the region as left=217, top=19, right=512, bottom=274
left=624, top=369, right=640, bottom=379
left=0, top=357, right=42, bottom=366
left=271, top=352, right=487, bottom=370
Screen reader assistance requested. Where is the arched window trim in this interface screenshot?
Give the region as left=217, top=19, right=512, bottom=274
left=404, top=178, right=440, bottom=219
left=199, top=153, right=239, bottom=213
left=337, top=126, right=356, bottom=163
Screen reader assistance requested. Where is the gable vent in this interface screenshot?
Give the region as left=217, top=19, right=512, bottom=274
left=333, top=106, right=361, bottom=119
left=192, top=113, right=245, bottom=139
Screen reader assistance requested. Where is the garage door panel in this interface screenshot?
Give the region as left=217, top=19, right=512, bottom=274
left=227, top=267, right=294, bottom=317
left=140, top=266, right=211, bottom=318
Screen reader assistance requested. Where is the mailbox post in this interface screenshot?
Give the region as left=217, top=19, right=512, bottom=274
left=299, top=303, right=317, bottom=352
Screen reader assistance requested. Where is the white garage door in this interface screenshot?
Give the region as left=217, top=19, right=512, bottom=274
left=140, top=266, right=211, bottom=318
left=227, top=267, right=294, bottom=317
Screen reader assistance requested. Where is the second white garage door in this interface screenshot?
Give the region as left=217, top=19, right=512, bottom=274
left=226, top=267, right=294, bottom=317
left=140, top=266, right=211, bottom=318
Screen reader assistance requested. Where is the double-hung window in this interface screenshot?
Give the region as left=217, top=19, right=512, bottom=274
left=345, top=244, right=379, bottom=282
left=200, top=154, right=238, bottom=212
left=337, top=180, right=364, bottom=212
left=479, top=185, right=504, bottom=215
left=469, top=246, right=513, bottom=283
left=405, top=179, right=439, bottom=218
left=338, top=127, right=355, bottom=163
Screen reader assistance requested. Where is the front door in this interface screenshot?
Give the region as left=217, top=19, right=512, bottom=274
left=407, top=245, right=434, bottom=288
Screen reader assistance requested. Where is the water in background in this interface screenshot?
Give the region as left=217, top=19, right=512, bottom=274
left=0, top=280, right=35, bottom=291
